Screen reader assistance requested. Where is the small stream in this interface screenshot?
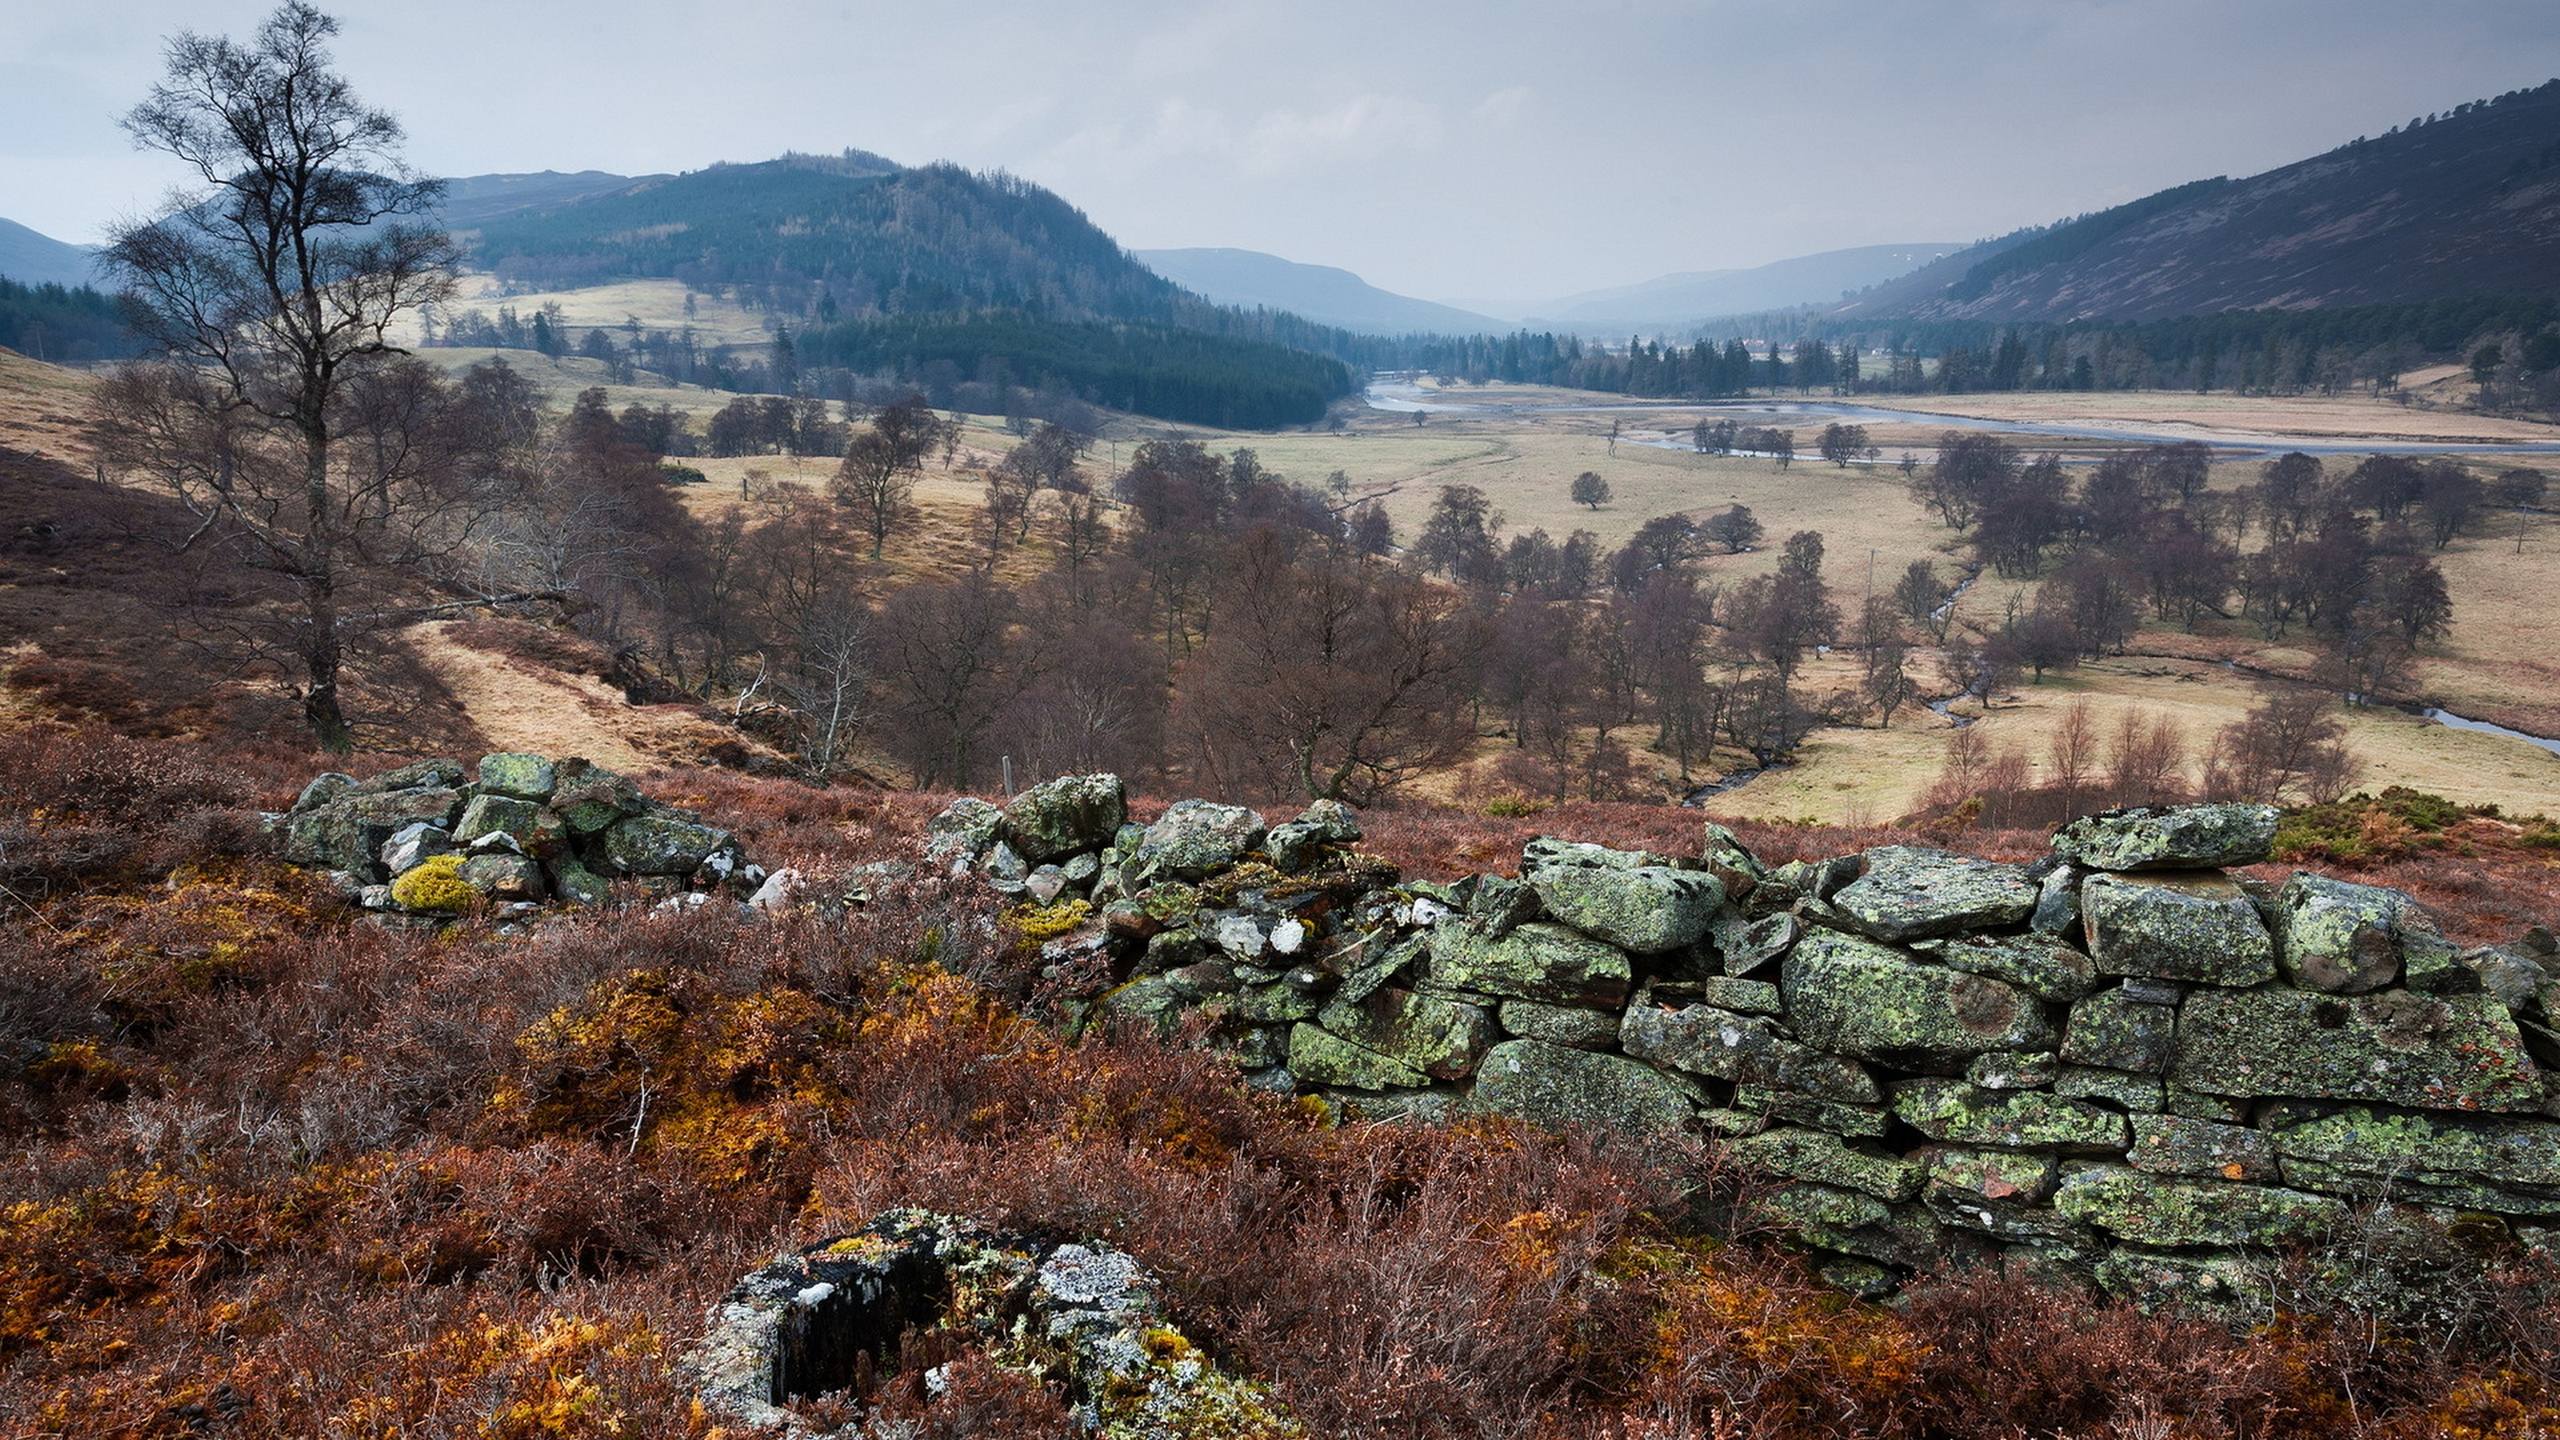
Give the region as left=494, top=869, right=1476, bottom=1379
left=2423, top=708, right=2560, bottom=758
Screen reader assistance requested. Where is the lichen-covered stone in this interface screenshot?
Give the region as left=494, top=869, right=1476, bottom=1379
left=1760, top=1181, right=1892, bottom=1233
left=1496, top=999, right=1622, bottom=1049
left=284, top=786, right=464, bottom=876
left=1918, top=932, right=2100, bottom=1002
left=1287, top=1022, right=1427, bottom=1090
left=2269, top=1105, right=2560, bottom=1213
left=2275, top=871, right=2418, bottom=995
left=925, top=795, right=1004, bottom=865
left=1710, top=911, right=1799, bottom=976
left=1470, top=1039, right=1699, bottom=1134
left=1334, top=932, right=1422, bottom=1005
left=2053, top=1165, right=2345, bottom=1247
left=1966, top=1050, right=2058, bottom=1090
left=600, top=812, right=730, bottom=876
left=1265, top=799, right=1361, bottom=873
left=2175, top=987, right=2544, bottom=1112
left=549, top=760, right=644, bottom=834
left=454, top=793, right=568, bottom=859
left=1727, top=1126, right=1923, bottom=1202
left=1693, top=975, right=1783, bottom=1015
left=1425, top=921, right=1632, bottom=1006
left=1315, top=987, right=1491, bottom=1080
left=1003, top=772, right=1126, bottom=863
left=2056, top=1067, right=2165, bottom=1111
left=1522, top=837, right=1676, bottom=871
left=1891, top=1080, right=2129, bottom=1153
left=1528, top=862, right=1723, bottom=954
left=457, top=852, right=547, bottom=901
left=2060, top=987, right=2176, bottom=1073
left=355, top=759, right=465, bottom=794
left=2080, top=873, right=2274, bottom=986
left=2052, top=804, right=2278, bottom=871
left=1130, top=799, right=1267, bottom=882
left=2031, top=864, right=2083, bottom=936
left=1924, top=1145, right=2061, bottom=1205
left=548, top=855, right=610, bottom=906
left=1830, top=846, right=2038, bottom=941
left=1783, top=932, right=2053, bottom=1067
left=293, top=772, right=355, bottom=812
left=1731, top=1086, right=1893, bottom=1138
left=2127, top=1114, right=2279, bottom=1181
left=1228, top=978, right=1323, bottom=1025
left=2091, top=1249, right=2273, bottom=1316
left=1698, top=821, right=1765, bottom=896
left=1619, top=1001, right=1879, bottom=1101
left=379, top=821, right=453, bottom=877
left=475, top=752, right=557, bottom=802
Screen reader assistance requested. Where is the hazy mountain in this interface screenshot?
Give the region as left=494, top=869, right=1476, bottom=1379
left=0, top=217, right=101, bottom=289
left=1838, top=78, right=2560, bottom=323
left=436, top=170, right=662, bottom=229
left=1135, top=247, right=1505, bottom=336
left=1528, top=243, right=1964, bottom=331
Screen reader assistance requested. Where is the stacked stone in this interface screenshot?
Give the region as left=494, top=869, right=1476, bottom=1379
left=931, top=782, right=2560, bottom=1309
left=277, top=753, right=762, bottom=917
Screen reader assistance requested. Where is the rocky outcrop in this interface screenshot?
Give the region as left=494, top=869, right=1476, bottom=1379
left=929, top=786, right=2560, bottom=1311
left=689, top=1209, right=1296, bottom=1438
left=274, top=752, right=765, bottom=919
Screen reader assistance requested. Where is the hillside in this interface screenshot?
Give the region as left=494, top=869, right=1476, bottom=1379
left=435, top=168, right=662, bottom=228
left=1841, top=79, right=2560, bottom=323
left=1530, top=243, right=1963, bottom=331
left=1136, top=246, right=1505, bottom=336
left=0, top=216, right=99, bottom=289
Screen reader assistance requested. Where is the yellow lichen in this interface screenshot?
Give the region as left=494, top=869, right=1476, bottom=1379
left=1007, top=898, right=1094, bottom=942
left=391, top=853, right=476, bottom=913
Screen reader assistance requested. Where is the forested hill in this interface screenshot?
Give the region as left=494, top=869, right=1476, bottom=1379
left=467, top=152, right=1184, bottom=322
left=1839, top=78, right=2560, bottom=324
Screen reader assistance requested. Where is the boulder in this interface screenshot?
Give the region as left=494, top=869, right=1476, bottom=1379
left=378, top=821, right=453, bottom=878
left=454, top=793, right=567, bottom=859
left=2275, top=872, right=2421, bottom=995
left=1890, top=1080, right=2129, bottom=1153
left=1917, top=932, right=2099, bottom=1002
left=1829, top=846, right=2038, bottom=941
left=1425, top=920, right=1632, bottom=1007
left=601, top=812, right=730, bottom=876
left=2059, top=987, right=2175, bottom=1074
left=548, top=856, right=611, bottom=906
left=457, top=853, right=547, bottom=902
left=549, top=760, right=645, bottom=834
left=2080, top=872, right=2275, bottom=986
left=2126, top=1115, right=2278, bottom=1182
left=1527, top=863, right=1722, bottom=954
left=1265, top=798, right=1361, bottom=872
left=1314, top=986, right=1492, bottom=1080
left=1782, top=932, right=2053, bottom=1067
left=284, top=787, right=464, bottom=876
left=293, top=772, right=355, bottom=812
left=1003, top=773, right=1126, bottom=863
left=925, top=796, right=1004, bottom=866
left=1470, top=1039, right=1700, bottom=1135
left=1287, top=1023, right=1426, bottom=1090
left=1727, top=1127, right=1923, bottom=1202
left=475, top=752, right=558, bottom=802
left=2051, top=803, right=2278, bottom=872
left=1619, top=1000, right=1879, bottom=1101
left=1130, top=800, right=1267, bottom=881
left=2175, top=987, right=2544, bottom=1112
left=2053, top=1165, right=2345, bottom=1248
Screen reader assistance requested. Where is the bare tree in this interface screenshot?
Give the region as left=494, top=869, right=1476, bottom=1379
left=832, top=395, right=954, bottom=559
left=2046, top=698, right=2099, bottom=818
left=98, top=2, right=471, bottom=750
left=773, top=590, right=870, bottom=780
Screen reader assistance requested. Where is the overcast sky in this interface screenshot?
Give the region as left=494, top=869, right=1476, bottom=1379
left=5, top=0, right=2556, bottom=307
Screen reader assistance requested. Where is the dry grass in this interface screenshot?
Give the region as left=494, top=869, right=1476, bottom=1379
left=404, top=620, right=737, bottom=772
left=1782, top=388, right=2560, bottom=445
left=435, top=273, right=777, bottom=347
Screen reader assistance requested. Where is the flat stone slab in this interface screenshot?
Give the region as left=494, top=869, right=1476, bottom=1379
left=2175, top=987, right=2544, bottom=1112
left=1782, top=932, right=2052, bottom=1067
left=1470, top=1038, right=1699, bottom=1135
left=2051, top=804, right=2278, bottom=871
left=2080, top=872, right=2275, bottom=986
left=1829, top=846, right=2037, bottom=941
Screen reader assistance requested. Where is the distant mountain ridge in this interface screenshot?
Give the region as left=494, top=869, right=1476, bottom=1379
left=1135, top=247, right=1506, bottom=336
left=1837, top=78, right=2560, bottom=323
left=1526, top=243, right=1964, bottom=331
left=0, top=217, right=101, bottom=289
left=436, top=170, right=663, bottom=229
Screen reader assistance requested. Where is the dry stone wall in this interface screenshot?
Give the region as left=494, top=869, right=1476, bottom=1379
left=935, top=776, right=2560, bottom=1307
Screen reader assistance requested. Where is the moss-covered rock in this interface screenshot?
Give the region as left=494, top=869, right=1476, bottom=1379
left=2079, top=872, right=2274, bottom=986
left=2274, top=871, right=2418, bottom=995
left=1527, top=862, right=1723, bottom=954
left=1130, top=799, right=1267, bottom=882
left=2059, top=987, right=2175, bottom=1073
left=1424, top=920, right=1632, bottom=1006
left=924, top=795, right=1004, bottom=865
left=1727, top=1126, right=1923, bottom=1201
left=2053, top=1165, right=2345, bottom=1247
left=2055, top=1067, right=2165, bottom=1111
left=1470, top=1039, right=1700, bottom=1134
left=457, top=852, right=547, bottom=901
left=1495, top=999, right=1621, bottom=1049
left=454, top=793, right=568, bottom=859
left=284, top=786, right=464, bottom=877
left=1965, top=1050, right=2059, bottom=1089
left=1002, top=772, right=1126, bottom=863
left=474, top=751, right=557, bottom=802
left=1619, top=999, right=1879, bottom=1100
left=2052, top=803, right=2278, bottom=872
left=1730, top=1086, right=1893, bottom=1138
left=2175, top=987, right=2544, bottom=1112
left=1693, top=975, right=1783, bottom=1015
left=2268, top=1105, right=2560, bottom=1214
left=1830, top=846, right=2038, bottom=941
left=548, top=855, right=611, bottom=906
left=1916, top=932, right=2099, bottom=1002
left=1287, top=1022, right=1426, bottom=1090
left=1923, top=1145, right=2061, bottom=1205
left=600, top=812, right=729, bottom=876
left=355, top=758, right=464, bottom=794
left=1782, top=932, right=2053, bottom=1067
left=2125, top=1113, right=2278, bottom=1181
left=548, top=759, right=644, bottom=834
left=1891, top=1080, right=2129, bottom=1153
left=1314, top=986, right=1491, bottom=1080
left=388, top=853, right=475, bottom=913
left=1709, top=910, right=1799, bottom=977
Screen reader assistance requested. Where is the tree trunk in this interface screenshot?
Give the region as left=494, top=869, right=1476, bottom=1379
left=300, top=425, right=353, bottom=753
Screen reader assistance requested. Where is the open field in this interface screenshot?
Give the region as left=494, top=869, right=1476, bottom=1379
left=438, top=272, right=776, bottom=348
left=1844, top=388, right=2560, bottom=446
left=411, top=345, right=742, bottom=421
